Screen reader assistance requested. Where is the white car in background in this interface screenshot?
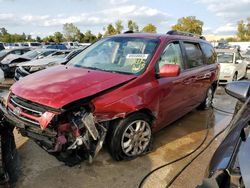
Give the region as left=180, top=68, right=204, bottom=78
left=216, top=49, right=248, bottom=85
left=0, top=68, right=5, bottom=83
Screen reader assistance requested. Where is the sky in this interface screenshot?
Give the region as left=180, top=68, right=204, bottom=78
left=0, top=0, right=249, bottom=38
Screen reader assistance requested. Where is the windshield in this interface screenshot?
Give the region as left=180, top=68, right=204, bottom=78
left=51, top=51, right=70, bottom=58
left=217, top=52, right=234, bottom=63
left=0, top=49, right=10, bottom=57
left=68, top=37, right=159, bottom=75
left=22, top=50, right=39, bottom=59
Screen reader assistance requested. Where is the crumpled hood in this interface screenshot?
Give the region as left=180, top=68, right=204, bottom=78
left=11, top=65, right=136, bottom=109
left=18, top=57, right=65, bottom=67
left=1, top=54, right=24, bottom=64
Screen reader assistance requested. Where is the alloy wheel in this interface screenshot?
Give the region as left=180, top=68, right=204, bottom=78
left=121, top=120, right=151, bottom=157
left=205, top=88, right=213, bottom=108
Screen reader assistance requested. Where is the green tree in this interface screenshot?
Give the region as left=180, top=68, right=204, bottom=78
left=26, top=35, right=32, bottom=41
left=104, top=24, right=117, bottom=36
left=115, top=20, right=124, bottom=34
left=128, top=20, right=139, bottom=32
left=97, top=32, right=103, bottom=40
left=43, top=35, right=55, bottom=42
left=84, top=30, right=97, bottom=43
left=63, top=23, right=81, bottom=41
left=236, top=18, right=250, bottom=41
left=53, top=32, right=64, bottom=43
left=36, top=36, right=42, bottom=42
left=0, top=28, right=8, bottom=35
left=226, top=37, right=238, bottom=42
left=142, top=24, right=157, bottom=33
left=172, top=16, right=203, bottom=35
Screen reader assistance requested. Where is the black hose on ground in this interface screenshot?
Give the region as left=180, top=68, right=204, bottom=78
left=165, top=96, right=250, bottom=187
left=138, top=97, right=241, bottom=188
left=138, top=109, right=213, bottom=188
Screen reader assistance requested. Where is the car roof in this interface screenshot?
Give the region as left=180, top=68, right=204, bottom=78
left=109, top=32, right=208, bottom=43
left=215, top=49, right=239, bottom=53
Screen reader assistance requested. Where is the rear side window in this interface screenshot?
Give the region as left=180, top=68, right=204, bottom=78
left=158, top=42, right=184, bottom=71
left=183, top=42, right=203, bottom=68
left=12, top=50, right=22, bottom=55
left=200, top=43, right=217, bottom=64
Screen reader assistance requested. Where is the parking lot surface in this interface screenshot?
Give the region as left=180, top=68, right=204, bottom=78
left=0, top=79, right=240, bottom=188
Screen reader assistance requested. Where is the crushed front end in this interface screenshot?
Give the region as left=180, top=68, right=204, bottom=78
left=0, top=93, right=107, bottom=166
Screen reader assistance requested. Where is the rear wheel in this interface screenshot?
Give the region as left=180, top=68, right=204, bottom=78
left=198, top=87, right=214, bottom=110
left=232, top=73, right=237, bottom=81
left=107, top=113, right=152, bottom=161
left=244, top=69, right=248, bottom=79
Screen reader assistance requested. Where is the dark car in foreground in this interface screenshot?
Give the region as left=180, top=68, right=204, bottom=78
left=0, top=114, right=19, bottom=187
left=0, top=49, right=57, bottom=77
left=0, top=31, right=219, bottom=165
left=15, top=48, right=84, bottom=81
left=199, top=81, right=250, bottom=188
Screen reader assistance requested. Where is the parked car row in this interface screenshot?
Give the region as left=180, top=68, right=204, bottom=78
left=0, top=42, right=91, bottom=51
left=15, top=48, right=84, bottom=80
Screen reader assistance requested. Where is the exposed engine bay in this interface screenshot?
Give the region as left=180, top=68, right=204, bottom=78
left=20, top=109, right=107, bottom=166
left=0, top=93, right=108, bottom=166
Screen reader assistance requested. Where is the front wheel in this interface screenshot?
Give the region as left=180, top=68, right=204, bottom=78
left=232, top=73, right=237, bottom=81
left=107, top=113, right=152, bottom=161
left=244, top=69, right=248, bottom=79
left=198, top=87, right=214, bottom=110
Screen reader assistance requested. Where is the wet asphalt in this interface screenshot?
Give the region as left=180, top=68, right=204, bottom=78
left=0, top=76, right=244, bottom=188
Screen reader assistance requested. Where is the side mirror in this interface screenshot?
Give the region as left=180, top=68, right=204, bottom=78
left=159, top=64, right=180, bottom=78
left=225, top=81, right=250, bottom=101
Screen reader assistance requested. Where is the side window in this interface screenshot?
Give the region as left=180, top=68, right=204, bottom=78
left=12, top=50, right=22, bottom=55
left=200, top=43, right=217, bottom=64
left=158, top=42, right=184, bottom=71
left=183, top=42, right=203, bottom=68
left=235, top=52, right=241, bottom=61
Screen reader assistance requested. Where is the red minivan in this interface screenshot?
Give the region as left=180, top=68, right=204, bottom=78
left=0, top=31, right=219, bottom=164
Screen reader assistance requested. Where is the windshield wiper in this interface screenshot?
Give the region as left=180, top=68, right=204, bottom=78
left=80, top=66, right=134, bottom=75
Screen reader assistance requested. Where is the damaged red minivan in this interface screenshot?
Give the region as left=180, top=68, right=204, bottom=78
left=0, top=31, right=219, bottom=165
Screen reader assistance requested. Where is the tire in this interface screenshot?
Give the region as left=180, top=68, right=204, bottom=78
left=244, top=69, right=248, bottom=79
left=107, top=113, right=152, bottom=161
left=1, top=126, right=20, bottom=184
left=232, top=73, right=237, bottom=81
left=198, top=87, right=214, bottom=110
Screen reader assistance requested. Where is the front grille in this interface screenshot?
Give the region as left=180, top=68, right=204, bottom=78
left=23, top=66, right=31, bottom=72
left=7, top=94, right=47, bottom=126
left=16, top=67, right=29, bottom=77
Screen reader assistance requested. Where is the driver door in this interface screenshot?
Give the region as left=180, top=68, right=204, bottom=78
left=156, top=41, right=194, bottom=129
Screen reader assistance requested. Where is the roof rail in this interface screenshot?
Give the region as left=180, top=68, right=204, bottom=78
left=167, top=30, right=206, bottom=40
left=123, top=30, right=134, bottom=34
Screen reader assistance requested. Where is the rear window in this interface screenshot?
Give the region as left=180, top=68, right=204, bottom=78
left=217, top=52, right=234, bottom=63
left=200, top=43, right=217, bottom=64
left=183, top=42, right=204, bottom=68
left=30, top=42, right=41, bottom=47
